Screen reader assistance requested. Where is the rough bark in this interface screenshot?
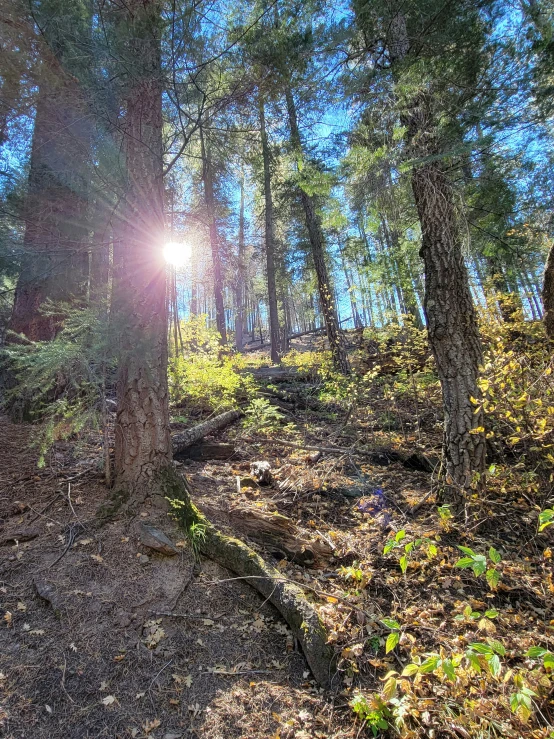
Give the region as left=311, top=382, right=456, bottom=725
left=387, top=12, right=486, bottom=505
left=111, top=0, right=172, bottom=501
left=284, top=88, right=350, bottom=375
left=542, top=243, right=554, bottom=340
left=9, top=3, right=91, bottom=340
left=164, top=469, right=335, bottom=687
left=229, top=506, right=333, bottom=567
left=172, top=410, right=241, bottom=456
left=200, top=125, right=227, bottom=344
left=234, top=173, right=247, bottom=350
left=259, top=93, right=281, bottom=363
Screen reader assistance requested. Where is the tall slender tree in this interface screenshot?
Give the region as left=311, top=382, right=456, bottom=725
left=110, top=0, right=172, bottom=500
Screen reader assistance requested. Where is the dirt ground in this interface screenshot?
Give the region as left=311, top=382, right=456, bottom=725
left=0, top=410, right=376, bottom=739
left=1, top=356, right=552, bottom=739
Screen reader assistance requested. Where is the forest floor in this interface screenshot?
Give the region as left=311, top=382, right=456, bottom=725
left=0, top=337, right=553, bottom=738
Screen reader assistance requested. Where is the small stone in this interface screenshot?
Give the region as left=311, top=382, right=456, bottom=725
left=138, top=522, right=179, bottom=556
left=250, top=461, right=272, bottom=485
left=139, top=554, right=150, bottom=565
left=117, top=611, right=132, bottom=628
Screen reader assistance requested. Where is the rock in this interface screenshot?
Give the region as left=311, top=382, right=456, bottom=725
left=139, top=554, right=150, bottom=565
left=138, top=522, right=179, bottom=556
left=250, top=461, right=273, bottom=485
left=163, top=733, right=183, bottom=739
left=33, top=576, right=64, bottom=612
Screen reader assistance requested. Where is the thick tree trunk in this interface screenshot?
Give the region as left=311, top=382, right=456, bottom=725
left=200, top=125, right=227, bottom=344
left=259, top=94, right=281, bottom=363
left=386, top=12, right=486, bottom=506
left=543, top=244, right=554, bottom=339
left=111, top=0, right=172, bottom=501
left=284, top=89, right=350, bottom=375
left=410, top=159, right=486, bottom=499
left=9, top=55, right=90, bottom=340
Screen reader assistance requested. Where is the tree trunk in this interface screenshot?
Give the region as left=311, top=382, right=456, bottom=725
left=200, top=125, right=227, bottom=343
left=234, top=173, right=247, bottom=350
left=9, top=10, right=91, bottom=340
left=389, top=13, right=486, bottom=506
left=284, top=88, right=350, bottom=374
left=259, top=93, right=281, bottom=363
left=543, top=243, right=554, bottom=339
left=111, top=0, right=172, bottom=502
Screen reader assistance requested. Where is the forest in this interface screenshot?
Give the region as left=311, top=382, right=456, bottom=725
left=0, top=0, right=553, bottom=737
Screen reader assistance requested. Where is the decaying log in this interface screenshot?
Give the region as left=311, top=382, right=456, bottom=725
left=177, top=442, right=238, bottom=461
left=229, top=506, right=333, bottom=566
left=272, top=438, right=437, bottom=472
left=246, top=366, right=299, bottom=382
left=163, top=468, right=335, bottom=687
left=172, top=410, right=241, bottom=456
left=261, top=387, right=328, bottom=413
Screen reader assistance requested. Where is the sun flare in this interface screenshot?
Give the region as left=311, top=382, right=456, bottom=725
left=163, top=241, right=191, bottom=268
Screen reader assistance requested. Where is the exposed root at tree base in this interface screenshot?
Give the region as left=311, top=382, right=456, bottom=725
left=161, top=466, right=336, bottom=688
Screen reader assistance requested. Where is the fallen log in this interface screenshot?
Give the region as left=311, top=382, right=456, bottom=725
left=172, top=410, right=241, bottom=456
left=261, top=387, right=329, bottom=413
left=177, top=442, right=238, bottom=461
left=246, top=366, right=299, bottom=382
left=163, top=468, right=335, bottom=687
left=229, top=506, right=333, bottom=567
left=271, top=438, right=437, bottom=472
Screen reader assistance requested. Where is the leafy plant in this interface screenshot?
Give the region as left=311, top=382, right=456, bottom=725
left=454, top=604, right=499, bottom=626
left=338, top=563, right=369, bottom=587
left=383, top=530, right=439, bottom=574
left=526, top=645, right=554, bottom=671
left=242, top=397, right=284, bottom=433
left=455, top=545, right=502, bottom=589
left=538, top=508, right=554, bottom=532
left=465, top=640, right=505, bottom=676
left=380, top=617, right=401, bottom=654
left=350, top=693, right=389, bottom=736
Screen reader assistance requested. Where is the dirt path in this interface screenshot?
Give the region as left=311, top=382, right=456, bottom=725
left=0, top=417, right=350, bottom=739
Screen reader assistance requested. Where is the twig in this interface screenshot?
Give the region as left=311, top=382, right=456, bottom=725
left=28, top=493, right=62, bottom=524
left=410, top=488, right=434, bottom=515
left=148, top=658, right=174, bottom=691
left=48, top=522, right=85, bottom=569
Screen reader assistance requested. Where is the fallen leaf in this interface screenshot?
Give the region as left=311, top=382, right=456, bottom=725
left=101, top=695, right=117, bottom=706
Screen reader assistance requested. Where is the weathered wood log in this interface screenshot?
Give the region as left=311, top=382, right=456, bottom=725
left=177, top=442, right=238, bottom=461
left=271, top=438, right=437, bottom=472
left=229, top=506, right=333, bottom=567
left=246, top=366, right=299, bottom=382
left=162, top=468, right=335, bottom=687
left=172, top=410, right=241, bottom=456
left=261, top=387, right=328, bottom=413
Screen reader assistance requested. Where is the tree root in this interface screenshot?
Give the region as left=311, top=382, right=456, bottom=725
left=161, top=466, right=336, bottom=687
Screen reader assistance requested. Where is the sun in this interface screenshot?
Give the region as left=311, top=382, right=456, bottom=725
left=163, top=241, right=191, bottom=268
